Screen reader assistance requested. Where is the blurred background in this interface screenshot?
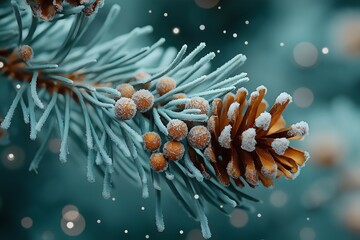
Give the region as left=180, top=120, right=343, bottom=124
left=1, top=0, right=360, bottom=239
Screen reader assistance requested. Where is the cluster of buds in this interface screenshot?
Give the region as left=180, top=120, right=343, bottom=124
left=138, top=83, right=310, bottom=188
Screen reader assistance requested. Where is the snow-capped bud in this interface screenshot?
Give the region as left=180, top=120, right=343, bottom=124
left=241, top=128, right=257, bottom=152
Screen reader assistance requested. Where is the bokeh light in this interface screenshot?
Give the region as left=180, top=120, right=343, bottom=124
left=309, top=132, right=345, bottom=167
left=293, top=42, right=318, bottom=67
left=270, top=190, right=288, bottom=208
left=293, top=87, right=314, bottom=108
left=48, top=138, right=61, bottom=153
left=230, top=209, right=249, bottom=228
left=60, top=212, right=86, bottom=236
left=173, top=27, right=180, bottom=35
left=332, top=12, right=360, bottom=57
left=341, top=197, right=360, bottom=233
left=300, top=227, right=316, bottom=240
left=1, top=146, right=25, bottom=170
left=186, top=229, right=204, bottom=240
left=195, top=0, right=220, bottom=9
left=21, top=217, right=33, bottom=229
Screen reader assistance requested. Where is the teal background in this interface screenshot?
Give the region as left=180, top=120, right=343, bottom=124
left=1, top=0, right=360, bottom=239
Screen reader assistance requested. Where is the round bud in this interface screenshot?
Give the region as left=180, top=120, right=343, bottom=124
left=149, top=153, right=168, bottom=172
left=187, top=126, right=211, bottom=149
left=135, top=72, right=151, bottom=89
left=114, top=97, right=137, bottom=120
left=156, top=77, right=176, bottom=96
left=167, top=119, right=188, bottom=141
left=163, top=141, right=185, bottom=161
left=143, top=132, right=161, bottom=152
left=116, top=83, right=135, bottom=98
left=172, top=93, right=187, bottom=108
left=132, top=89, right=154, bottom=112
left=17, top=45, right=33, bottom=61
left=185, top=97, right=209, bottom=115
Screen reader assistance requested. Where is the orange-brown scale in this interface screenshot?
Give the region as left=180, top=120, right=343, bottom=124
left=193, top=88, right=308, bottom=188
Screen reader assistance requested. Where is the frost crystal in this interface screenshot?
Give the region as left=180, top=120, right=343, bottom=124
left=256, top=85, right=267, bottom=94
left=289, top=121, right=309, bottom=137
left=218, top=125, right=232, bottom=149
left=271, top=138, right=290, bottom=155
left=275, top=92, right=293, bottom=104
left=241, top=128, right=257, bottom=152
left=227, top=102, right=240, bottom=121
left=255, top=112, right=271, bottom=130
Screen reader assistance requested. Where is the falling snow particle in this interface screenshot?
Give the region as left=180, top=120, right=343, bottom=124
left=164, top=13, right=168, bottom=17
left=173, top=27, right=180, bottom=34
left=16, top=84, right=21, bottom=89
left=322, top=47, right=329, bottom=54
left=245, top=20, right=249, bottom=24
left=141, top=206, right=145, bottom=211
left=124, top=230, right=128, bottom=234
left=148, top=10, right=152, bottom=13
left=194, top=194, right=200, bottom=199
left=218, top=6, right=221, bottom=10
left=145, top=234, right=150, bottom=239
left=199, top=25, right=205, bottom=31
left=280, top=42, right=285, bottom=47
left=66, top=222, right=74, bottom=229
left=223, top=30, right=227, bottom=34
left=245, top=41, right=249, bottom=45
left=180, top=230, right=184, bottom=234
left=7, top=153, right=14, bottom=161
left=233, top=33, right=238, bottom=38
left=97, top=219, right=101, bottom=224
left=257, top=213, right=262, bottom=218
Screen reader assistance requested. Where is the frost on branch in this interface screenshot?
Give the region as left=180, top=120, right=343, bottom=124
left=0, top=1, right=310, bottom=239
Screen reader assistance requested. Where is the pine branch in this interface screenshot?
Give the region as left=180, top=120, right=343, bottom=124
left=0, top=1, right=310, bottom=239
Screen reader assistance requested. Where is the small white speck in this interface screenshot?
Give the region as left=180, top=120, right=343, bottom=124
left=180, top=230, right=184, bottom=234
left=7, top=153, right=15, bottom=161
left=66, top=222, right=74, bottom=229
left=233, top=33, right=238, bottom=38
left=218, top=6, right=221, bottom=10
left=145, top=235, right=150, bottom=239
left=173, top=27, right=180, bottom=35
left=141, top=206, right=145, bottom=211
left=194, top=194, right=200, bottom=200
left=307, top=217, right=310, bottom=221
left=280, top=42, right=285, bottom=47
left=217, top=50, right=221, bottom=53
left=199, top=25, right=205, bottom=31
left=96, top=219, right=101, bottom=224
left=124, top=230, right=128, bottom=234
left=0, top=61, right=4, bottom=68
left=245, top=20, right=250, bottom=25
left=322, top=47, right=329, bottom=54
left=223, top=30, right=227, bottom=34
left=112, top=197, right=116, bottom=201
left=257, top=213, right=262, bottom=218
left=220, top=205, right=224, bottom=208
left=16, top=84, right=21, bottom=89
left=244, top=41, right=249, bottom=45
left=148, top=10, right=152, bottom=13
left=164, top=13, right=168, bottom=17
